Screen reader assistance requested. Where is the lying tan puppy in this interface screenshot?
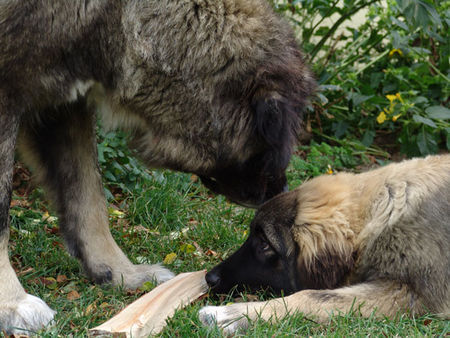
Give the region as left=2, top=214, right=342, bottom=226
left=199, top=154, right=450, bottom=334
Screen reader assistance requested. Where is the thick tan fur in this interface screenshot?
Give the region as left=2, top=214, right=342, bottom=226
left=199, top=154, right=450, bottom=333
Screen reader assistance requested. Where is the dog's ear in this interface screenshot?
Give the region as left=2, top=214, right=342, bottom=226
left=252, top=94, right=287, bottom=148
left=294, top=223, right=355, bottom=290
left=300, top=245, right=354, bottom=289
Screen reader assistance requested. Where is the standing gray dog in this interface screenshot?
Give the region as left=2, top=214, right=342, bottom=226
left=0, top=0, right=314, bottom=333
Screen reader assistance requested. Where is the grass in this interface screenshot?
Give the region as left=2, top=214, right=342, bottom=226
left=6, top=143, right=449, bottom=337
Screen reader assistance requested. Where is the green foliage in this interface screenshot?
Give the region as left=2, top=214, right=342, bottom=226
left=273, top=0, right=449, bottom=156
left=287, top=141, right=366, bottom=189
left=96, top=126, right=152, bottom=199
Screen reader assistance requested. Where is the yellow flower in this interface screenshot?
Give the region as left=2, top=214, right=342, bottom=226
left=377, top=111, right=387, bottom=124
left=386, top=94, right=397, bottom=103
left=392, top=114, right=401, bottom=122
left=389, top=48, right=403, bottom=57
left=242, top=229, right=248, bottom=239
left=326, top=165, right=333, bottom=175
left=395, top=92, right=404, bottom=104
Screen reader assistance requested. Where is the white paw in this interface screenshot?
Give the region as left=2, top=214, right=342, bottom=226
left=199, top=305, right=249, bottom=335
left=0, top=294, right=56, bottom=334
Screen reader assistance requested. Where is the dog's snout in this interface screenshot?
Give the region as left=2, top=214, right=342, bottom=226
left=205, top=270, right=221, bottom=289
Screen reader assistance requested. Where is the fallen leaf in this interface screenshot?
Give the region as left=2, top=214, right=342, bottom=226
left=192, top=241, right=204, bottom=255
left=133, top=225, right=151, bottom=234
left=108, top=207, right=124, bottom=218
left=52, top=241, right=64, bottom=249
left=17, top=267, right=34, bottom=277
left=86, top=302, right=97, bottom=315
left=169, top=227, right=189, bottom=240
left=67, top=290, right=80, bottom=301
left=205, top=249, right=218, bottom=257
left=57, top=275, right=68, bottom=283
left=40, top=277, right=57, bottom=290
left=180, top=243, right=196, bottom=254
left=44, top=225, right=59, bottom=234
left=163, top=252, right=177, bottom=264
left=141, top=281, right=156, bottom=292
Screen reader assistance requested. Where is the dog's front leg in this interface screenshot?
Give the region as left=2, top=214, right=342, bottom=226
left=199, top=297, right=291, bottom=335
left=18, top=98, right=174, bottom=289
left=199, top=281, right=419, bottom=334
left=0, top=106, right=55, bottom=334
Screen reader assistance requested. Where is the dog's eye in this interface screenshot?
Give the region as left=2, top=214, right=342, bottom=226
left=261, top=240, right=271, bottom=252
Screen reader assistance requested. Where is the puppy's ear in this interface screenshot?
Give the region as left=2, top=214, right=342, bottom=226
left=295, top=224, right=355, bottom=290
left=252, top=92, right=288, bottom=148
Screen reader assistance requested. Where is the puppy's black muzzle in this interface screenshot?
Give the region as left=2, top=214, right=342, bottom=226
left=205, top=270, right=221, bottom=289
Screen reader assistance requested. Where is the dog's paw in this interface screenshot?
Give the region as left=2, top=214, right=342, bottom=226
left=120, top=263, right=175, bottom=289
left=0, top=294, right=56, bottom=334
left=143, top=263, right=175, bottom=284
left=199, top=305, right=249, bottom=335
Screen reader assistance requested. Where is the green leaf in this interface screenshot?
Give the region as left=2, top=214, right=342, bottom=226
left=397, top=0, right=442, bottom=30
left=416, top=127, right=438, bottom=155
left=103, top=171, right=116, bottom=182
left=411, top=96, right=429, bottom=105
left=332, top=121, right=349, bottom=138
left=391, top=16, right=408, bottom=31
left=413, top=114, right=437, bottom=128
left=426, top=106, right=450, bottom=120
left=361, top=130, right=375, bottom=147
left=349, top=93, right=373, bottom=106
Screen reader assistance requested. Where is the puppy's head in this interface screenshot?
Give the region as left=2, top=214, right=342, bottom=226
left=206, top=190, right=300, bottom=295
left=206, top=180, right=356, bottom=295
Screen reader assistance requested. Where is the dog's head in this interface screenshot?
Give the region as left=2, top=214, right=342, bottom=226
left=206, top=191, right=301, bottom=295
left=206, top=182, right=355, bottom=295
left=118, top=2, right=315, bottom=207
left=198, top=91, right=302, bottom=207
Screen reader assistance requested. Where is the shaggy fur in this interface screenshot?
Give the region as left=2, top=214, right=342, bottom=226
left=200, top=154, right=450, bottom=334
left=0, top=0, right=314, bottom=333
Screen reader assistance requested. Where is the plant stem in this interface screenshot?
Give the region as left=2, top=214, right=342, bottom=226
left=309, top=0, right=381, bottom=62
left=354, top=49, right=390, bottom=76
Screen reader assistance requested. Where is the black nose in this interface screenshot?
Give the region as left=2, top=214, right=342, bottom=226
left=205, top=270, right=221, bottom=289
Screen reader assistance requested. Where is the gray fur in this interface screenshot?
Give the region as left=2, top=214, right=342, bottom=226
left=0, top=0, right=314, bottom=333
left=355, top=180, right=450, bottom=313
